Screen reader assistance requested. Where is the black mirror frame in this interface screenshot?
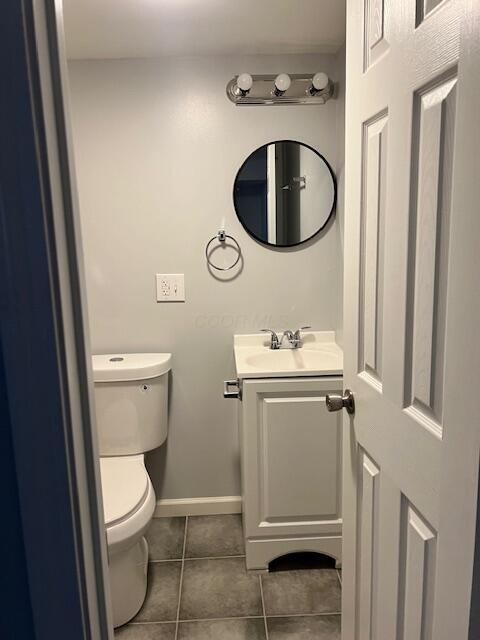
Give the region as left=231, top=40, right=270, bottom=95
left=233, top=139, right=337, bottom=248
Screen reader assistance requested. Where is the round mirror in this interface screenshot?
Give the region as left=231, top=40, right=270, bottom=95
left=233, top=140, right=336, bottom=247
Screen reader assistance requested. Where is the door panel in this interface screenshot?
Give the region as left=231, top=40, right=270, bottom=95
left=405, top=71, right=457, bottom=429
left=261, top=396, right=340, bottom=521
left=356, top=450, right=380, bottom=640
left=363, top=0, right=389, bottom=70
left=242, top=377, right=343, bottom=538
left=343, top=1, right=480, bottom=639
left=416, top=0, right=447, bottom=27
left=397, top=501, right=437, bottom=640
left=359, top=112, right=388, bottom=385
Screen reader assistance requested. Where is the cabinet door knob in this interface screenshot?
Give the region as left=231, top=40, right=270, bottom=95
left=326, top=389, right=355, bottom=415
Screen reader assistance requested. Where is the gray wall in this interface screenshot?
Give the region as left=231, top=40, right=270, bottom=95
left=68, top=53, right=344, bottom=500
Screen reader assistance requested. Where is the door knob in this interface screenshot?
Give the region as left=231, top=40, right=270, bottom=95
left=326, top=389, right=355, bottom=415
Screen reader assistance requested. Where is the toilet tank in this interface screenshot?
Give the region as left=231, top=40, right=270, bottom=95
left=92, top=353, right=172, bottom=456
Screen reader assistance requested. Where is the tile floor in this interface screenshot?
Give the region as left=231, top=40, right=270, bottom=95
left=115, top=515, right=341, bottom=639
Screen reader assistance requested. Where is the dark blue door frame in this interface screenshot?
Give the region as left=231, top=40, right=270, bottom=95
left=0, top=347, right=35, bottom=637
left=0, top=1, right=110, bottom=638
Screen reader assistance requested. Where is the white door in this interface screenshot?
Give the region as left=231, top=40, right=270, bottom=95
left=341, top=0, right=480, bottom=638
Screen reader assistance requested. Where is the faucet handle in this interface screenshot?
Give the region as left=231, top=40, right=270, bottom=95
left=294, top=325, right=311, bottom=336
left=261, top=329, right=280, bottom=350
left=293, top=326, right=312, bottom=345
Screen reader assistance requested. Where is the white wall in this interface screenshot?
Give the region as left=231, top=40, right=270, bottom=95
left=68, top=53, right=344, bottom=500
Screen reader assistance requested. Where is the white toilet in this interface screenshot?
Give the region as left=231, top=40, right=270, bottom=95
left=91, top=353, right=172, bottom=628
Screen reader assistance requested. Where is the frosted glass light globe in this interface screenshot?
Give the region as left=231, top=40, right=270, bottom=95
left=312, top=72, right=329, bottom=91
left=274, top=73, right=291, bottom=93
left=237, top=73, right=253, bottom=93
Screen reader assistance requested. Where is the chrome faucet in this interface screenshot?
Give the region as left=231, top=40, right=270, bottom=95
left=261, top=326, right=311, bottom=350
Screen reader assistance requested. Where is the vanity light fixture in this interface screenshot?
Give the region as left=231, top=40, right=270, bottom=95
left=226, top=73, right=335, bottom=106
left=235, top=73, right=253, bottom=96
left=308, top=72, right=329, bottom=96
left=273, top=73, right=291, bottom=96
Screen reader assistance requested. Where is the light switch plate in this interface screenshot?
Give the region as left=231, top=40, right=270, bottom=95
left=156, top=274, right=185, bottom=302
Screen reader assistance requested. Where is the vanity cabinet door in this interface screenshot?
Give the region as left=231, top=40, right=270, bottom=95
left=241, top=376, right=343, bottom=540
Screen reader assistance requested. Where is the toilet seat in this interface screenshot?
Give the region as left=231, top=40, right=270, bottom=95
left=100, top=455, right=149, bottom=526
left=100, top=454, right=155, bottom=554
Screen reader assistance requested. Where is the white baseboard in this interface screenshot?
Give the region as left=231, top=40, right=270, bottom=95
left=154, top=495, right=242, bottom=518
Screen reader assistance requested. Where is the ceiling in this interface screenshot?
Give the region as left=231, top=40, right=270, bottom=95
left=63, top=0, right=346, bottom=60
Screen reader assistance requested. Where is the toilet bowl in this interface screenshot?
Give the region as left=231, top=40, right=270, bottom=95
left=92, top=353, right=172, bottom=628
left=100, top=454, right=156, bottom=627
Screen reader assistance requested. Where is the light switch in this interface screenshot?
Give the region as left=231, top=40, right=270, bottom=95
left=156, top=274, right=185, bottom=302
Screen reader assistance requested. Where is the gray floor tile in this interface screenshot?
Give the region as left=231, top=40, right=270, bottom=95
left=115, top=622, right=176, bottom=639
left=179, top=557, right=263, bottom=620
left=261, top=569, right=341, bottom=616
left=267, top=615, right=341, bottom=639
left=134, top=562, right=182, bottom=622
left=185, top=514, right=245, bottom=558
left=146, top=517, right=186, bottom=561
left=177, top=618, right=266, bottom=640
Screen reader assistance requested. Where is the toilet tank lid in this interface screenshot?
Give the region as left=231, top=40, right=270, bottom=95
left=92, top=353, right=172, bottom=382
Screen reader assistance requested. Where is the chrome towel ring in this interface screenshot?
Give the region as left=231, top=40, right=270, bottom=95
left=205, top=230, right=241, bottom=271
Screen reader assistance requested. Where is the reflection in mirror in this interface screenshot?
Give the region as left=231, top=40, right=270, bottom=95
left=233, top=141, right=336, bottom=247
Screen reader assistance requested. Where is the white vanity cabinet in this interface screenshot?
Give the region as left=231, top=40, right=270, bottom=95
left=238, top=375, right=343, bottom=570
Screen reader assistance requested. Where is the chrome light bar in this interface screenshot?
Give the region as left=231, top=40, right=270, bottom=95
left=226, top=73, right=335, bottom=106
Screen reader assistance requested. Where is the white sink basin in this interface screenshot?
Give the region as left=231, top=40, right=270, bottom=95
left=234, top=331, right=343, bottom=379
